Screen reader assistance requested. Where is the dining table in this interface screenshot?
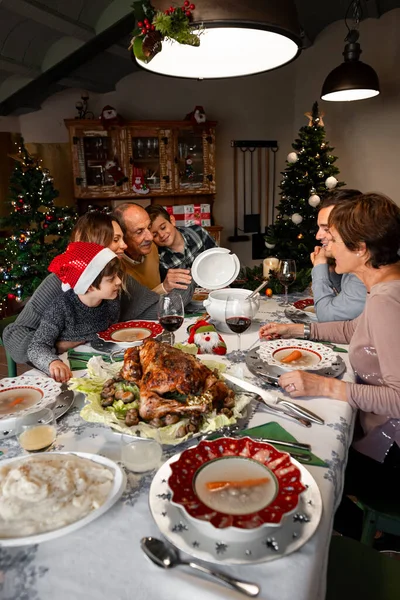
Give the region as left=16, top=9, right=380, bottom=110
left=0, top=293, right=356, bottom=600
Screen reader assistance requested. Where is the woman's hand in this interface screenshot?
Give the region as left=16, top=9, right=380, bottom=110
left=49, top=360, right=72, bottom=383
left=259, top=322, right=304, bottom=340
left=279, top=370, right=347, bottom=400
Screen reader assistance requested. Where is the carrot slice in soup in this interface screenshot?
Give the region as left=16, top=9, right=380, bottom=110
left=281, top=350, right=302, bottom=364
left=8, top=397, right=25, bottom=407
left=206, top=477, right=269, bottom=492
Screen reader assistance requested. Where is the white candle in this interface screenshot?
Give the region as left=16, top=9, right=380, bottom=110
left=263, top=257, right=280, bottom=280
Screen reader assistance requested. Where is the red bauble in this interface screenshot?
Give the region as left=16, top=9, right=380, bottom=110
left=7, top=293, right=15, bottom=300
left=185, top=10, right=191, bottom=15
left=137, top=20, right=143, bottom=27
left=190, top=3, right=195, bottom=9
left=184, top=0, right=190, bottom=5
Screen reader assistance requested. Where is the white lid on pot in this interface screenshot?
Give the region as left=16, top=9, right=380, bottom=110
left=191, top=248, right=240, bottom=290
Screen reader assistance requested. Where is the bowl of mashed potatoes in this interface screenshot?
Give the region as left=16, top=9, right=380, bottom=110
left=0, top=452, right=126, bottom=546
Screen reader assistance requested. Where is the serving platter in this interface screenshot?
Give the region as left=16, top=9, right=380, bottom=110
left=257, top=339, right=337, bottom=371
left=98, top=320, right=163, bottom=347
left=149, top=452, right=323, bottom=565
left=0, top=452, right=126, bottom=547
left=245, top=348, right=346, bottom=385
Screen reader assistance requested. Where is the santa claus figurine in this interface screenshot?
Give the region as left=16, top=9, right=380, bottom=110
left=104, top=159, right=128, bottom=186
left=99, top=105, right=125, bottom=130
left=185, top=105, right=207, bottom=125
left=187, top=320, right=227, bottom=355
left=132, top=167, right=149, bottom=195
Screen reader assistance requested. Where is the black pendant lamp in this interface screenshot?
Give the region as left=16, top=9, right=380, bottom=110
left=136, top=0, right=302, bottom=79
left=321, top=0, right=379, bottom=102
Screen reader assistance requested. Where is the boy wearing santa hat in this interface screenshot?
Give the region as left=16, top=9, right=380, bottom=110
left=27, top=242, right=122, bottom=382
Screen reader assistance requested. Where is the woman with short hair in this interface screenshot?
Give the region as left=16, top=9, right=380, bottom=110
left=259, top=192, right=400, bottom=512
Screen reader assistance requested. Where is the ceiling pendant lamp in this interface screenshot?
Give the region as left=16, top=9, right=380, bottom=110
left=321, top=0, right=380, bottom=102
left=133, top=0, right=302, bottom=79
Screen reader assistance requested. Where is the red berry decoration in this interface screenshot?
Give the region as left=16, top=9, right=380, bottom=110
left=137, top=20, right=143, bottom=27
left=144, top=18, right=149, bottom=24
left=184, top=0, right=189, bottom=5
left=146, top=22, right=151, bottom=28
left=190, top=3, right=195, bottom=9
left=164, top=9, right=170, bottom=14
left=169, top=6, right=174, bottom=11
left=185, top=10, right=191, bottom=16
left=141, top=28, right=147, bottom=34
left=151, top=24, right=155, bottom=30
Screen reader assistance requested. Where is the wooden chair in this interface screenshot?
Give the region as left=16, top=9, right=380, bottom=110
left=0, top=315, right=17, bottom=377
left=327, top=534, right=400, bottom=600
left=354, top=497, right=400, bottom=546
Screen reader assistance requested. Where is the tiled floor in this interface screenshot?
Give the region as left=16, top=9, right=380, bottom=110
left=0, top=345, right=30, bottom=378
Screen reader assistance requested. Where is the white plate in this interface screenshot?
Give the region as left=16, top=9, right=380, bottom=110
left=257, top=339, right=337, bottom=371
left=192, top=248, right=240, bottom=290
left=0, top=452, right=126, bottom=547
left=0, top=376, right=62, bottom=421
left=149, top=453, right=322, bottom=565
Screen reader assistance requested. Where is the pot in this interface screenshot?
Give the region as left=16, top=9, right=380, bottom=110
left=203, top=288, right=260, bottom=332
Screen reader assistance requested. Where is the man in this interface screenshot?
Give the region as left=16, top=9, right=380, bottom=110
left=311, top=189, right=367, bottom=321
left=113, top=203, right=192, bottom=293
left=146, top=205, right=217, bottom=280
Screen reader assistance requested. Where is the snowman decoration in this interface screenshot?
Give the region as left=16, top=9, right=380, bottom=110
left=187, top=320, right=227, bottom=355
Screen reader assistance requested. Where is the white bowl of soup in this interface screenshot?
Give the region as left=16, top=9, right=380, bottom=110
left=168, top=437, right=306, bottom=542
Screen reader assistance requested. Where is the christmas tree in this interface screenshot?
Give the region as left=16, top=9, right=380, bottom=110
left=265, top=101, right=344, bottom=277
left=0, top=139, right=76, bottom=317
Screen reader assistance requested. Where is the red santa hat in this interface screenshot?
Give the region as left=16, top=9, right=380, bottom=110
left=48, top=242, right=117, bottom=294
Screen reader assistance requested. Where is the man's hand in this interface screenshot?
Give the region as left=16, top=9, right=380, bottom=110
left=163, top=268, right=192, bottom=292
left=55, top=340, right=85, bottom=354
left=310, top=245, right=328, bottom=266
left=49, top=360, right=72, bottom=383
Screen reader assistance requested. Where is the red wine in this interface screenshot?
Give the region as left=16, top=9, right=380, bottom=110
left=226, top=317, right=251, bottom=334
left=159, top=315, right=184, bottom=332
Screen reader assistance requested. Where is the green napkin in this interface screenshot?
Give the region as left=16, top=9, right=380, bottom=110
left=237, top=422, right=327, bottom=467
left=67, top=349, right=118, bottom=371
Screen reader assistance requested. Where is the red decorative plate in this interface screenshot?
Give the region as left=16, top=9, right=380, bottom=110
left=293, top=298, right=315, bottom=313
left=169, top=437, right=306, bottom=530
left=97, top=320, right=163, bottom=345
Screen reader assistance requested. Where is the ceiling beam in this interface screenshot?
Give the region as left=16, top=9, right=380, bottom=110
left=0, top=13, right=136, bottom=116
left=0, top=0, right=130, bottom=60
left=0, top=56, right=41, bottom=77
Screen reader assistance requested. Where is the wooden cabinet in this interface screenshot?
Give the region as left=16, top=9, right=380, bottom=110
left=64, top=119, right=217, bottom=207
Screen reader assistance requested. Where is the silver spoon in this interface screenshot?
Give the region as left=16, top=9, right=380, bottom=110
left=141, top=536, right=260, bottom=597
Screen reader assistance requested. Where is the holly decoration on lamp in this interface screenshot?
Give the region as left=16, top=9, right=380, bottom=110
left=130, top=0, right=200, bottom=63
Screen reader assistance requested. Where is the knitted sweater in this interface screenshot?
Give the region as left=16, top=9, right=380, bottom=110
left=27, top=291, right=120, bottom=375
left=3, top=273, right=194, bottom=364
left=121, top=244, right=161, bottom=290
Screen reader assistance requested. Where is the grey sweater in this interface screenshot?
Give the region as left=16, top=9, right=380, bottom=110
left=3, top=273, right=194, bottom=364
left=27, top=290, right=120, bottom=375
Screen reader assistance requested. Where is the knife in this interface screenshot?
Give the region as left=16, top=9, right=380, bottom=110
left=276, top=398, right=325, bottom=425
left=222, top=373, right=325, bottom=425
left=222, top=373, right=312, bottom=428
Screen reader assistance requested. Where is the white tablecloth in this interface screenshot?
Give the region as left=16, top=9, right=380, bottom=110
left=0, top=296, right=356, bottom=600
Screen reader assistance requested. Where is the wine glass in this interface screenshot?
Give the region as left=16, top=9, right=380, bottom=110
left=158, top=294, right=184, bottom=345
left=225, top=295, right=253, bottom=352
left=277, top=259, right=297, bottom=306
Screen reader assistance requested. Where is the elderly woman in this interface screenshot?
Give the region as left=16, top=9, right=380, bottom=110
left=3, top=212, right=194, bottom=365
left=260, top=193, right=400, bottom=512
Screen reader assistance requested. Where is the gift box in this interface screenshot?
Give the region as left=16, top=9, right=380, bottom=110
left=163, top=204, right=211, bottom=227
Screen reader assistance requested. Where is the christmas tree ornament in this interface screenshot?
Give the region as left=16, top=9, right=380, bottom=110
left=187, top=319, right=227, bottom=355
left=291, top=213, right=303, bottom=225
left=308, top=194, right=321, bottom=207
left=132, top=167, right=150, bottom=194
left=264, top=241, right=276, bottom=249
left=104, top=159, right=128, bottom=186
left=325, top=176, right=338, bottom=189
left=287, top=152, right=298, bottom=163
left=99, top=106, right=125, bottom=129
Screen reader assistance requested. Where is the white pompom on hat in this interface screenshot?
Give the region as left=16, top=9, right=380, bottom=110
left=48, top=241, right=117, bottom=294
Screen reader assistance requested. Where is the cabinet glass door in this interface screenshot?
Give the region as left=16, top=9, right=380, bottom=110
left=130, top=134, right=163, bottom=193
left=74, top=130, right=127, bottom=193
left=176, top=129, right=207, bottom=191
